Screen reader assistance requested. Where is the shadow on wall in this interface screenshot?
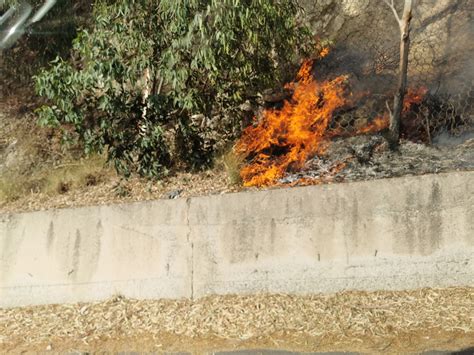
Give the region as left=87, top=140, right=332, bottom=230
left=452, top=347, right=474, bottom=355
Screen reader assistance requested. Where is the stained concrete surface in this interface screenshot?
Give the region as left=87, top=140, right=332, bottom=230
left=1, top=171, right=473, bottom=307
left=190, top=171, right=474, bottom=297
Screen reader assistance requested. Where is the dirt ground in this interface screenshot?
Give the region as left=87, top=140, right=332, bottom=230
left=1, top=288, right=473, bottom=354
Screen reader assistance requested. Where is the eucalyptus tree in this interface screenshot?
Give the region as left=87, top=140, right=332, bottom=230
left=35, top=0, right=313, bottom=177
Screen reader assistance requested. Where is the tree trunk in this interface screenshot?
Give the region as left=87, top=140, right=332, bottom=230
left=387, top=0, right=413, bottom=148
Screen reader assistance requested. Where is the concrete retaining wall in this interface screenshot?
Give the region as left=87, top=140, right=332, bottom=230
left=1, top=172, right=473, bottom=308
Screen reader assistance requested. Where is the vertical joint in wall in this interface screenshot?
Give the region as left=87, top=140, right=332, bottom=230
left=185, top=197, right=194, bottom=300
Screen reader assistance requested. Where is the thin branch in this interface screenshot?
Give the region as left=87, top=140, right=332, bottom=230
left=385, top=0, right=414, bottom=147
left=157, top=77, right=164, bottom=95
left=385, top=100, right=393, bottom=117
left=424, top=113, right=432, bottom=144
left=53, top=163, right=82, bottom=170
left=382, top=0, right=402, bottom=26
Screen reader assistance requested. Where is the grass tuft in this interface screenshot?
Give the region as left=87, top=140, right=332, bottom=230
left=218, top=147, right=244, bottom=186
left=0, top=154, right=111, bottom=203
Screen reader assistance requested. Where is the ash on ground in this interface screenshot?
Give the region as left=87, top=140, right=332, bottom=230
left=279, top=133, right=474, bottom=185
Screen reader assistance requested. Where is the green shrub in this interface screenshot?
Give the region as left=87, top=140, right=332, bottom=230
left=35, top=0, right=313, bottom=177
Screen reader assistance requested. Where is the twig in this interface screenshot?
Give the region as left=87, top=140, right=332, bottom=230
left=382, top=0, right=402, bottom=26
left=53, top=163, right=82, bottom=170
left=424, top=114, right=432, bottom=144
left=356, top=305, right=393, bottom=310
left=385, top=100, right=393, bottom=117
left=157, top=77, right=164, bottom=95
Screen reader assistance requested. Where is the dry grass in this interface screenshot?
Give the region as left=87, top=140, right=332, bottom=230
left=217, top=147, right=245, bottom=186
left=0, top=287, right=473, bottom=353
left=0, top=100, right=93, bottom=202
left=0, top=175, right=30, bottom=202
left=40, top=154, right=111, bottom=194
left=0, top=167, right=243, bottom=213
left=0, top=101, right=245, bottom=213
left=0, top=154, right=111, bottom=201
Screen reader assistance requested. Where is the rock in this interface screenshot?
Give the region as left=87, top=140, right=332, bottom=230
left=165, top=189, right=182, bottom=199
left=239, top=100, right=254, bottom=112
left=350, top=135, right=387, bottom=163
left=261, top=88, right=292, bottom=104
left=190, top=114, right=207, bottom=129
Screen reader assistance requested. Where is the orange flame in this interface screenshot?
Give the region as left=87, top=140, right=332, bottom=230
left=403, top=86, right=428, bottom=112
left=237, top=56, right=428, bottom=187
left=236, top=59, right=348, bottom=187
left=356, top=115, right=389, bottom=135
left=319, top=47, right=330, bottom=58
left=354, top=87, right=428, bottom=135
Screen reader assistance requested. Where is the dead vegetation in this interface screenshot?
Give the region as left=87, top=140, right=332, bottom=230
left=0, top=82, right=472, bottom=214
left=0, top=154, right=110, bottom=202
left=1, top=287, right=473, bottom=353
left=218, top=148, right=245, bottom=186
left=0, top=99, right=116, bottom=205
left=0, top=98, right=245, bottom=213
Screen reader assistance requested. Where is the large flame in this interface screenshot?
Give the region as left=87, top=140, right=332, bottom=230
left=236, top=52, right=428, bottom=187
left=236, top=56, right=348, bottom=187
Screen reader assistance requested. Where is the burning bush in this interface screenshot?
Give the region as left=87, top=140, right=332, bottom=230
left=235, top=51, right=462, bottom=187
left=236, top=50, right=348, bottom=187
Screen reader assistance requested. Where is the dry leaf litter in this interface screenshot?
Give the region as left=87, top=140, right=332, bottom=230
left=1, top=288, right=473, bottom=353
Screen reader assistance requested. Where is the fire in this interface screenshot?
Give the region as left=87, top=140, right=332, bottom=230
left=319, top=46, right=330, bottom=58
left=354, top=87, right=428, bottom=135
left=356, top=86, right=428, bottom=134
left=236, top=57, right=348, bottom=187
left=355, top=115, right=389, bottom=135
left=236, top=55, right=428, bottom=187
left=403, top=86, right=428, bottom=111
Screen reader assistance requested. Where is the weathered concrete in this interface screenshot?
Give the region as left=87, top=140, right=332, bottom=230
left=1, top=172, right=473, bottom=308
left=0, top=199, right=193, bottom=307
left=190, top=172, right=474, bottom=297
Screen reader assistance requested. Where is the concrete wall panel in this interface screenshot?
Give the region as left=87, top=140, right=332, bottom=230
left=0, top=200, right=192, bottom=307
left=190, top=173, right=473, bottom=297
left=1, top=172, right=473, bottom=308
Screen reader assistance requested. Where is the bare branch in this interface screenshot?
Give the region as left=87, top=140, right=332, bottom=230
left=385, top=100, right=393, bottom=117
left=157, top=77, right=164, bottom=95
left=382, top=0, right=402, bottom=26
